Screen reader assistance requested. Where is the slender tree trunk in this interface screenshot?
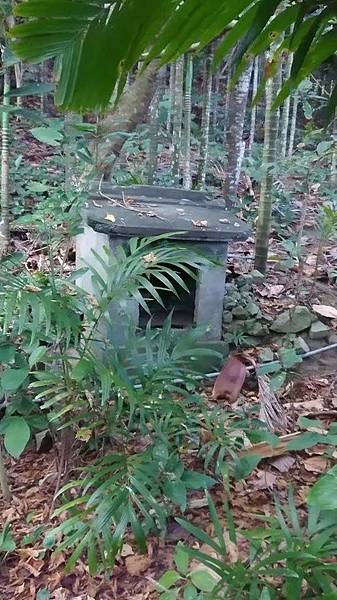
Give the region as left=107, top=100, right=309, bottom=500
left=147, top=69, right=165, bottom=185
left=198, top=47, right=213, bottom=189
left=223, top=69, right=231, bottom=147
left=172, top=57, right=184, bottom=185
left=280, top=52, right=294, bottom=158
left=96, top=62, right=159, bottom=180
left=212, top=72, right=220, bottom=136
left=0, top=446, right=10, bottom=501
left=288, top=91, right=299, bottom=156
left=254, top=66, right=279, bottom=273
left=223, top=62, right=253, bottom=204
left=331, top=110, right=337, bottom=186
left=0, top=69, right=11, bottom=254
left=248, top=57, right=259, bottom=156
left=167, top=63, right=175, bottom=134
left=183, top=53, right=193, bottom=190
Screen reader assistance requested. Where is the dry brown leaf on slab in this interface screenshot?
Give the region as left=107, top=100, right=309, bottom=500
left=271, top=455, right=296, bottom=473
left=304, top=456, right=328, bottom=473
left=251, top=471, right=278, bottom=490
left=125, top=554, right=151, bottom=576
left=258, top=284, right=285, bottom=297
left=312, top=304, right=337, bottom=319
left=105, top=213, right=116, bottom=222
left=192, top=219, right=208, bottom=228
left=239, top=432, right=303, bottom=459
left=212, top=355, right=247, bottom=402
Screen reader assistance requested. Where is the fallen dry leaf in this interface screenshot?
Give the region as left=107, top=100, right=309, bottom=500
left=219, top=218, right=230, bottom=224
left=258, top=284, right=285, bottom=297
left=252, top=471, right=278, bottom=490
left=192, top=219, right=208, bottom=228
left=105, top=213, right=116, bottom=222
left=304, top=456, right=328, bottom=473
left=121, top=543, right=134, bottom=558
left=271, top=455, right=296, bottom=473
left=143, top=252, right=157, bottom=264
left=125, top=554, right=151, bottom=576
left=312, top=304, right=337, bottom=319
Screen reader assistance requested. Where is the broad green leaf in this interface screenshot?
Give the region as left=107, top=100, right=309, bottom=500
left=183, top=585, right=198, bottom=600
left=190, top=570, right=217, bottom=592
left=26, top=182, right=50, bottom=193
left=4, top=416, right=31, bottom=458
left=72, top=358, right=92, bottom=381
left=30, top=127, right=63, bottom=146
left=308, top=465, right=337, bottom=510
left=160, top=592, right=178, bottom=600
left=29, top=346, right=47, bottom=368
left=234, top=455, right=262, bottom=480
left=270, top=371, right=287, bottom=391
left=174, top=544, right=189, bottom=576
left=0, top=344, right=16, bottom=364
left=278, top=348, right=302, bottom=369
left=164, top=481, right=187, bottom=512
left=0, top=368, right=29, bottom=392
left=181, top=470, right=216, bottom=490
left=36, top=590, right=51, bottom=600
left=158, top=570, right=181, bottom=589
left=287, top=432, right=321, bottom=451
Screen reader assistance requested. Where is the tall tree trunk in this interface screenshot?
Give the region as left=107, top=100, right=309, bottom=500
left=223, top=62, right=252, bottom=204
left=97, top=62, right=159, bottom=180
left=0, top=446, right=10, bottom=501
left=248, top=56, right=259, bottom=156
left=280, top=50, right=294, bottom=157
left=197, top=48, right=213, bottom=189
left=331, top=110, right=337, bottom=186
left=147, top=69, right=165, bottom=185
left=183, top=53, right=193, bottom=190
left=288, top=91, right=299, bottom=156
left=0, top=69, right=11, bottom=255
left=167, top=63, right=175, bottom=134
left=223, top=69, right=231, bottom=147
left=254, top=64, right=279, bottom=273
left=212, top=72, right=220, bottom=136
left=172, top=57, right=184, bottom=185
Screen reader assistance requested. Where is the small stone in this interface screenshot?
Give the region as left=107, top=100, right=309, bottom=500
left=251, top=269, right=265, bottom=282
left=232, top=305, right=247, bottom=318
left=294, top=336, right=310, bottom=353
left=258, top=347, right=274, bottom=362
left=246, top=302, right=260, bottom=316
left=223, top=297, right=237, bottom=310
left=222, top=311, right=233, bottom=324
left=309, top=321, right=331, bottom=340
left=328, top=332, right=337, bottom=345
left=270, top=306, right=313, bottom=334
left=236, top=275, right=251, bottom=288
left=245, top=320, right=269, bottom=337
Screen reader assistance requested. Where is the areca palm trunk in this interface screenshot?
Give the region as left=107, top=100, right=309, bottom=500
left=223, top=61, right=252, bottom=204
left=248, top=56, right=259, bottom=156
left=0, top=70, right=11, bottom=255
left=197, top=48, right=213, bottom=189
left=280, top=52, right=293, bottom=157
left=147, top=69, right=165, bottom=184
left=172, top=57, right=184, bottom=184
left=288, top=91, right=299, bottom=156
left=254, top=64, right=280, bottom=273
left=167, top=63, right=175, bottom=133
left=183, top=53, right=193, bottom=189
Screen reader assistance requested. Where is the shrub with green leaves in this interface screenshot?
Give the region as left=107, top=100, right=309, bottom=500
left=158, top=491, right=337, bottom=599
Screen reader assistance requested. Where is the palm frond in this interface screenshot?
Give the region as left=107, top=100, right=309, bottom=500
left=10, top=0, right=337, bottom=115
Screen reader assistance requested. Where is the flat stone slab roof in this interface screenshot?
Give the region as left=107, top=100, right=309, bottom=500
left=86, top=184, right=250, bottom=242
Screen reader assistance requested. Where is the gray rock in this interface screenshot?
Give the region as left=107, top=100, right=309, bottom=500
left=232, top=305, right=247, bottom=318
left=270, top=306, right=313, bottom=333
left=222, top=311, right=233, bottom=324
left=294, top=336, right=310, bottom=353
left=328, top=332, right=337, bottom=345
left=309, top=320, right=331, bottom=340
left=236, top=275, right=250, bottom=288
left=223, top=297, right=237, bottom=309
left=245, top=320, right=269, bottom=337
left=251, top=269, right=265, bottom=282
left=246, top=301, right=260, bottom=316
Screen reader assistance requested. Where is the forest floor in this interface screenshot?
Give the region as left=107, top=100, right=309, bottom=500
left=1, top=127, right=337, bottom=599
left=1, top=232, right=337, bottom=600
